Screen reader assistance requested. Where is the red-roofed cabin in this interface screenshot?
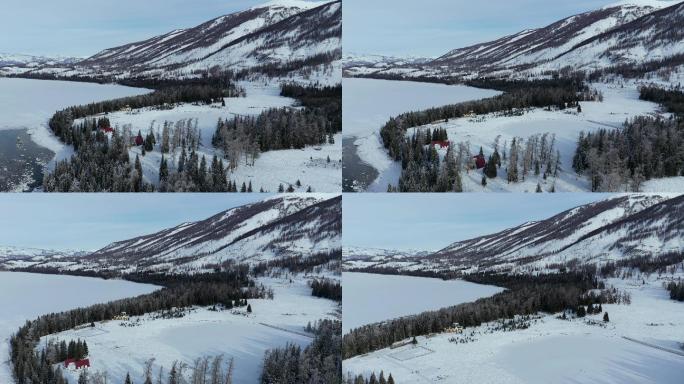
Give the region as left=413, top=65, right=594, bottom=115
left=473, top=154, right=486, bottom=169
left=134, top=134, right=144, bottom=146
left=63, top=358, right=75, bottom=368
left=75, top=359, right=90, bottom=369
left=100, top=126, right=114, bottom=133
left=431, top=140, right=450, bottom=149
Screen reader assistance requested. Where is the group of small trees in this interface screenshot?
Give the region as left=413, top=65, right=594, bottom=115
left=261, top=320, right=341, bottom=384
left=666, top=281, right=684, bottom=301
left=345, top=371, right=395, bottom=384
left=310, top=278, right=342, bottom=301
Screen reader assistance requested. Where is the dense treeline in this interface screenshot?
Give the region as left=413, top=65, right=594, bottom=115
left=666, top=281, right=684, bottom=301
left=639, top=85, right=684, bottom=115
left=572, top=116, right=684, bottom=191
left=380, top=79, right=590, bottom=160
left=251, top=250, right=342, bottom=276
left=345, top=371, right=395, bottom=384
left=586, top=53, right=684, bottom=82
left=261, top=320, right=341, bottom=384
left=310, top=279, right=342, bottom=301
left=281, top=83, right=342, bottom=132
left=599, top=253, right=684, bottom=277
left=342, top=271, right=622, bottom=358
left=9, top=267, right=263, bottom=384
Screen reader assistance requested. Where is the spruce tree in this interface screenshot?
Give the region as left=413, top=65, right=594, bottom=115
left=125, top=372, right=133, bottom=384
left=603, top=312, right=609, bottom=322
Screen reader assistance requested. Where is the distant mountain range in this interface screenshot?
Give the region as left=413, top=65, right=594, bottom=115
left=0, top=195, right=341, bottom=274
left=344, top=194, right=684, bottom=274
left=1, top=0, right=341, bottom=82
left=344, top=0, right=684, bottom=79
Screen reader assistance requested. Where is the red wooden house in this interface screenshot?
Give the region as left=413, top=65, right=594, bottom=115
left=473, top=154, right=486, bottom=169
left=75, top=359, right=90, bottom=369
left=63, top=358, right=75, bottom=368
left=100, top=126, right=115, bottom=133
left=134, top=133, right=144, bottom=146
left=431, top=140, right=450, bottom=149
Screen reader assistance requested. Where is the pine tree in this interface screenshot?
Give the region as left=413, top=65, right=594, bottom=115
left=240, top=182, right=247, bottom=192
left=287, top=184, right=295, bottom=193
left=387, top=374, right=395, bottom=384
left=278, top=184, right=284, bottom=193
left=247, top=181, right=253, bottom=192
left=536, top=183, right=542, bottom=193
left=481, top=175, right=487, bottom=187
left=603, top=312, right=609, bottom=322
left=247, top=304, right=252, bottom=313
left=159, top=155, right=168, bottom=184
left=125, top=372, right=133, bottom=384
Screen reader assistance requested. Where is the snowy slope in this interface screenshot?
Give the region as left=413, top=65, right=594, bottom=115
left=428, top=194, right=681, bottom=272
left=0, top=53, right=78, bottom=75
left=0, top=246, right=84, bottom=260
left=347, top=194, right=683, bottom=274
left=43, top=195, right=342, bottom=273
left=30, top=0, right=341, bottom=81
left=348, top=1, right=683, bottom=79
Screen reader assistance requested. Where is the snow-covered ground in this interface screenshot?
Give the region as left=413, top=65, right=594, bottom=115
left=0, top=272, right=159, bottom=383
left=344, top=273, right=684, bottom=383
left=342, top=78, right=501, bottom=191
left=96, top=82, right=341, bottom=192
left=408, top=82, right=668, bottom=192
left=44, top=276, right=339, bottom=384
left=342, top=273, right=504, bottom=334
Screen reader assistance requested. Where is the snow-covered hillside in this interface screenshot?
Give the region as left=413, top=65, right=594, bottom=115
left=24, top=0, right=341, bottom=83
left=344, top=194, right=684, bottom=274
left=345, top=1, right=684, bottom=80
left=2, top=195, right=341, bottom=274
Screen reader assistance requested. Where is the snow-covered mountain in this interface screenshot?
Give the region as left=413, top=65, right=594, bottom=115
left=0, top=53, right=78, bottom=74
left=346, top=0, right=684, bottom=79
left=345, top=194, right=683, bottom=274
left=27, top=0, right=341, bottom=81
left=3, top=195, right=341, bottom=274
left=343, top=246, right=432, bottom=261
left=342, top=53, right=432, bottom=77
left=425, top=194, right=682, bottom=272
left=0, top=246, right=85, bottom=261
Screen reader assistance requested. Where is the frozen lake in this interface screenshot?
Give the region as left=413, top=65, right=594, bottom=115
left=342, top=78, right=500, bottom=191
left=0, top=271, right=159, bottom=383
left=0, top=77, right=150, bottom=191
left=342, top=272, right=504, bottom=334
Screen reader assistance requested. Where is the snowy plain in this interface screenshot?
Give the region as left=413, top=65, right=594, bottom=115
left=45, top=276, right=339, bottom=384
left=342, top=272, right=504, bottom=334
left=342, top=78, right=501, bottom=191
left=344, top=274, right=684, bottom=383
left=0, top=272, right=159, bottom=383
left=92, top=82, right=341, bottom=193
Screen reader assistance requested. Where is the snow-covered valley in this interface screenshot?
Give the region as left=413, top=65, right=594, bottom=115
left=0, top=272, right=159, bottom=383
left=342, top=273, right=504, bottom=334
left=344, top=274, right=684, bottom=384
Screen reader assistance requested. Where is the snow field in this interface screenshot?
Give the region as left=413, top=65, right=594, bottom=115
left=43, top=276, right=339, bottom=384
left=344, top=273, right=684, bottom=383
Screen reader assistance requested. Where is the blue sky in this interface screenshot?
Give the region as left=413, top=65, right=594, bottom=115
left=0, top=0, right=268, bottom=57
left=343, top=194, right=619, bottom=251
left=344, top=0, right=679, bottom=57
left=0, top=194, right=267, bottom=250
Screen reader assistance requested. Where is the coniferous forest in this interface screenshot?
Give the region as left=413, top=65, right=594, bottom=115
left=573, top=86, right=684, bottom=191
